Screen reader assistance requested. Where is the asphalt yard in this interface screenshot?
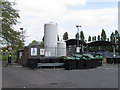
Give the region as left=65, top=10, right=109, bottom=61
left=2, top=61, right=119, bottom=88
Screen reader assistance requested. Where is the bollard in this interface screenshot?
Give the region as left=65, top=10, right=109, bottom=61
left=102, top=58, right=106, bottom=64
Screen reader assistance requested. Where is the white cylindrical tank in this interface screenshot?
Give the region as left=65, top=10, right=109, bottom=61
left=57, top=41, right=66, bottom=57
left=44, top=23, right=58, bottom=57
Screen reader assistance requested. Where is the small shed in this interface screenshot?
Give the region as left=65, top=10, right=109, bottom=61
left=65, top=39, right=87, bottom=56
left=16, top=48, right=28, bottom=65
left=87, top=41, right=116, bottom=57
left=65, top=39, right=87, bottom=46
left=87, top=41, right=115, bottom=47
left=16, top=45, right=44, bottom=65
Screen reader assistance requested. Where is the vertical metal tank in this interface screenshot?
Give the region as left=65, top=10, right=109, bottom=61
left=44, top=23, right=58, bottom=57
left=57, top=41, right=66, bottom=57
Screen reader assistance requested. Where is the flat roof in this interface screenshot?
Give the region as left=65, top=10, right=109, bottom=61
left=87, top=41, right=116, bottom=47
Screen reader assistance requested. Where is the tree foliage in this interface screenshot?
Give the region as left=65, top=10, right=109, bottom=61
left=110, top=30, right=119, bottom=44
left=101, top=29, right=106, bottom=41
left=92, top=36, right=96, bottom=42
left=115, top=30, right=119, bottom=38
left=110, top=32, right=115, bottom=43
left=29, top=40, right=39, bottom=46
left=75, top=33, right=79, bottom=40
left=114, top=30, right=119, bottom=44
left=97, top=35, right=100, bottom=41
left=1, top=0, right=21, bottom=49
left=88, top=36, right=91, bottom=42
left=80, top=31, right=85, bottom=41
left=63, top=32, right=68, bottom=40
left=94, top=36, right=96, bottom=41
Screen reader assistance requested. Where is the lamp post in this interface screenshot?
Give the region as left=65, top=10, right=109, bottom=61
left=76, top=25, right=81, bottom=54
left=20, top=28, right=24, bottom=48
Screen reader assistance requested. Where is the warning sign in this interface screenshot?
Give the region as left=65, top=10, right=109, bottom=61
left=31, top=48, right=37, bottom=56
left=8, top=46, right=12, bottom=51
left=40, top=49, right=44, bottom=55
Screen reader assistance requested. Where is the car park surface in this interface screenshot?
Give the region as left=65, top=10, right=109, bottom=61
left=2, top=61, right=119, bottom=88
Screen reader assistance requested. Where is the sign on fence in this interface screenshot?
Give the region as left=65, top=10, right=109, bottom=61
left=8, top=46, right=12, bottom=51
left=40, top=49, right=44, bottom=55
left=31, top=48, right=37, bottom=56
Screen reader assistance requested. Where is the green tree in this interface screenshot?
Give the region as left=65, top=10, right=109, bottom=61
left=92, top=36, right=97, bottom=42
left=75, top=33, right=79, bottom=40
left=94, top=36, right=96, bottom=41
left=110, top=32, right=115, bottom=43
left=101, top=29, right=106, bottom=41
left=92, top=36, right=95, bottom=42
left=114, top=30, right=119, bottom=44
left=40, top=41, right=44, bottom=48
left=80, top=31, right=85, bottom=42
left=29, top=40, right=39, bottom=46
left=88, top=36, right=91, bottom=42
left=97, top=35, right=100, bottom=41
left=19, top=28, right=27, bottom=47
left=1, top=0, right=21, bottom=49
left=63, top=32, right=68, bottom=40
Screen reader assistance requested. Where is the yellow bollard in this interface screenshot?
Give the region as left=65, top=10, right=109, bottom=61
left=102, top=58, right=106, bottom=64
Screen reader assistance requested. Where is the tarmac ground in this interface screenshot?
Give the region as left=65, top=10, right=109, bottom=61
left=2, top=60, right=119, bottom=88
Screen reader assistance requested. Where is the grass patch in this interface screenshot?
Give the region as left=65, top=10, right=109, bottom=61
left=1, top=55, right=17, bottom=61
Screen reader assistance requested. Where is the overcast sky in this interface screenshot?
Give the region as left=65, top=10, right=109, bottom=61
left=8, top=0, right=119, bottom=45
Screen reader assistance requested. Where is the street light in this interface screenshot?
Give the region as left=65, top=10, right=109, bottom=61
left=20, top=28, right=24, bottom=47
left=76, top=25, right=81, bottom=54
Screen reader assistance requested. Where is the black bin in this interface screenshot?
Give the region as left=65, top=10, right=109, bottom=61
left=118, top=58, right=120, bottom=64
left=97, top=59, right=102, bottom=66
left=91, top=59, right=98, bottom=68
left=64, top=59, right=77, bottom=70
left=39, top=57, right=50, bottom=63
left=84, top=60, right=91, bottom=69
left=77, top=59, right=84, bottom=69
left=49, top=57, right=61, bottom=63
left=70, top=59, right=77, bottom=70
left=64, top=59, right=71, bottom=70
left=27, top=58, right=39, bottom=69
left=107, top=58, right=114, bottom=64
left=114, top=58, right=118, bottom=64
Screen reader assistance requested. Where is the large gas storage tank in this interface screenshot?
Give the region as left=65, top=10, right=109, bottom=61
left=57, top=41, right=66, bottom=57
left=44, top=23, right=58, bottom=57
